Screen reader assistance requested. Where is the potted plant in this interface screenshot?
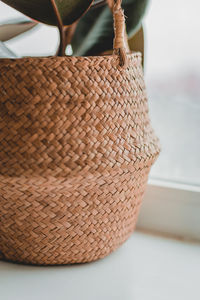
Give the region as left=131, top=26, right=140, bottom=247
left=0, top=0, right=148, bottom=58
left=0, top=0, right=160, bottom=265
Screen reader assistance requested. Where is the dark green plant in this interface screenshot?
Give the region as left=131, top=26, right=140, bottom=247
left=0, top=0, right=149, bottom=57
left=0, top=0, right=94, bottom=26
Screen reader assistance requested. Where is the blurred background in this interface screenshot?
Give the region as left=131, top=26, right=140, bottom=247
left=1, top=0, right=199, bottom=188
left=145, top=0, right=200, bottom=187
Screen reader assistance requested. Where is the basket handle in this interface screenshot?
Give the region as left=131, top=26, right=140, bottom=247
left=108, top=0, right=129, bottom=67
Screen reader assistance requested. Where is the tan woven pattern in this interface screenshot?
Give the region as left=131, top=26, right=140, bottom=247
left=0, top=53, right=160, bottom=264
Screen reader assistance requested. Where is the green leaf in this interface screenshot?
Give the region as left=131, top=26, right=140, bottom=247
left=71, top=0, right=149, bottom=56
left=0, top=17, right=37, bottom=42
left=0, top=0, right=94, bottom=26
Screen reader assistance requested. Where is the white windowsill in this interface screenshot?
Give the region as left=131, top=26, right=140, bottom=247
left=137, top=179, right=200, bottom=242
left=0, top=231, right=200, bottom=300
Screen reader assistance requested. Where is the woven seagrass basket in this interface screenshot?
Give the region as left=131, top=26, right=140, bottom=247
left=0, top=0, right=160, bottom=265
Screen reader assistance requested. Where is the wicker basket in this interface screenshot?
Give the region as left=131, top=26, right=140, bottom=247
left=0, top=0, right=160, bottom=265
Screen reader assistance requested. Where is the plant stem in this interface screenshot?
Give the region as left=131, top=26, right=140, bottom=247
left=50, top=0, right=65, bottom=56
left=51, top=0, right=107, bottom=56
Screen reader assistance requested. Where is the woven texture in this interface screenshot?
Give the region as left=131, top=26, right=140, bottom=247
left=0, top=0, right=159, bottom=267
left=0, top=53, right=160, bottom=265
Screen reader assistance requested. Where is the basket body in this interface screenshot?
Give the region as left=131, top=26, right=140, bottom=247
left=0, top=53, right=160, bottom=264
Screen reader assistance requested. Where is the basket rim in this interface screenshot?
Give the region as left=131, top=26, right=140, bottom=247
left=0, top=51, right=142, bottom=64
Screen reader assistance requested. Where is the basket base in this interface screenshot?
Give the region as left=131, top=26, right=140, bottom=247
left=0, top=167, right=149, bottom=265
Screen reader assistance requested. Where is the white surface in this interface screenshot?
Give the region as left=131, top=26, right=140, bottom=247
left=0, top=232, right=200, bottom=300
left=138, top=180, right=200, bottom=241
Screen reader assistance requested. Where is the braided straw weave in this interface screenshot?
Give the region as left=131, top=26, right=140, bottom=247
left=0, top=0, right=160, bottom=265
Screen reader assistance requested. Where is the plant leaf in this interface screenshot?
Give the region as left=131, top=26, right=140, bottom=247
left=0, top=41, right=18, bottom=58
left=71, top=0, right=149, bottom=56
left=0, top=0, right=94, bottom=26
left=0, top=17, right=37, bottom=42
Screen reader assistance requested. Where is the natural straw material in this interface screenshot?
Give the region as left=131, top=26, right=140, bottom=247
left=0, top=0, right=160, bottom=265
